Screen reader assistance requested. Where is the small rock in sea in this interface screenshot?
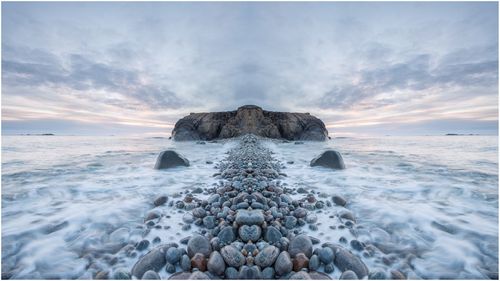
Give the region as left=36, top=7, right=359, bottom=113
left=274, top=251, right=293, bottom=276
left=196, top=141, right=206, bottom=145
left=310, top=150, right=346, bottom=170
left=207, top=251, right=226, bottom=276
left=340, top=270, right=359, bottom=280
left=154, top=150, right=190, bottom=169
left=287, top=161, right=294, bottom=164
left=261, top=267, right=275, bottom=279
left=191, top=253, right=207, bottom=271
left=165, top=247, right=181, bottom=264
left=318, top=247, right=334, bottom=264
left=293, top=253, right=309, bottom=271
left=255, top=246, right=280, bottom=268
left=95, top=271, right=109, bottom=280
left=324, top=262, right=335, bottom=273
left=350, top=240, right=364, bottom=251
left=221, top=245, right=246, bottom=268
left=154, top=195, right=168, bottom=207
left=192, top=187, right=204, bottom=194
left=136, top=240, right=150, bottom=251
left=180, top=254, right=191, bottom=271
left=187, top=235, right=212, bottom=257
left=218, top=226, right=236, bottom=244
left=288, top=234, right=313, bottom=258
left=239, top=225, right=262, bottom=242
left=141, top=270, right=160, bottom=280
left=203, top=216, right=216, bottom=229
left=306, top=214, right=318, bottom=224
left=206, top=160, right=213, bottom=164
left=180, top=236, right=190, bottom=245
left=332, top=195, right=347, bottom=206
left=189, top=271, right=210, bottom=279
left=315, top=201, right=325, bottom=209
left=224, top=267, right=239, bottom=279
left=390, top=270, right=406, bottom=280
left=339, top=237, right=347, bottom=243
left=290, top=271, right=312, bottom=279
left=297, top=187, right=308, bottom=194
left=339, top=210, right=356, bottom=222
left=182, top=213, right=195, bottom=224
left=293, top=207, right=307, bottom=218
left=144, top=211, right=160, bottom=222
left=309, top=255, right=320, bottom=271
left=309, top=224, right=318, bottom=231
left=152, top=237, right=161, bottom=244
left=264, top=226, right=282, bottom=244
left=165, top=262, right=176, bottom=273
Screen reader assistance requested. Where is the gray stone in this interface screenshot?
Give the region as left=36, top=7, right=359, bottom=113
left=369, top=270, right=387, bottom=280
left=183, top=213, right=195, bottom=224
left=390, top=270, right=406, bottom=280
left=142, top=270, right=160, bottom=280
left=188, top=271, right=210, bottom=279
left=154, top=150, right=189, bottom=169
left=293, top=207, right=308, bottom=218
left=131, top=245, right=169, bottom=279
left=239, top=225, right=262, bottom=242
left=154, top=196, right=168, bottom=206
left=187, top=235, right=211, bottom=257
left=218, top=226, right=236, bottom=244
left=192, top=207, right=207, bottom=218
left=332, top=195, right=347, bottom=206
left=290, top=271, right=312, bottom=279
left=180, top=254, right=191, bottom=271
left=225, top=267, right=239, bottom=279
left=310, top=150, right=345, bottom=169
left=221, top=245, right=246, bottom=268
left=324, top=262, right=335, bottom=273
left=318, top=247, right=334, bottom=264
left=334, top=247, right=369, bottom=278
left=264, top=226, right=282, bottom=244
left=309, top=255, right=320, bottom=271
left=165, top=247, right=181, bottom=264
left=235, top=209, right=265, bottom=225
left=238, top=265, right=261, bottom=279
left=255, top=246, right=280, bottom=268
left=339, top=211, right=356, bottom=222
left=340, top=270, right=359, bottom=280
left=288, top=234, right=313, bottom=258
left=309, top=271, right=332, bottom=280
left=169, top=272, right=192, bottom=280
left=207, top=251, right=225, bottom=276
left=350, top=240, right=364, bottom=251
left=203, top=216, right=216, bottom=229
left=113, top=269, right=131, bottom=280
left=284, top=216, right=297, bottom=229
left=274, top=251, right=293, bottom=276
left=136, top=240, right=150, bottom=251
left=207, top=194, right=220, bottom=204
left=261, top=267, right=275, bottom=279
left=165, top=263, right=176, bottom=274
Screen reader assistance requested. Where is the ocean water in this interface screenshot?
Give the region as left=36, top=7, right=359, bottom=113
left=1, top=135, right=498, bottom=279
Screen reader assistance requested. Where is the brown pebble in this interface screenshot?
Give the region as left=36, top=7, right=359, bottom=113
left=293, top=253, right=309, bottom=271
left=191, top=253, right=207, bottom=271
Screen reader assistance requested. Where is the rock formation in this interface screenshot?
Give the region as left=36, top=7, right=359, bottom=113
left=171, top=105, right=328, bottom=141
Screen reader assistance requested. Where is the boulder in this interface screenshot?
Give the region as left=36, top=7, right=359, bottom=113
left=154, top=150, right=189, bottom=169
left=310, top=150, right=345, bottom=169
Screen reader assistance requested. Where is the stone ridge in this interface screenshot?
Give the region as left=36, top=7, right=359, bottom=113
left=171, top=105, right=329, bottom=141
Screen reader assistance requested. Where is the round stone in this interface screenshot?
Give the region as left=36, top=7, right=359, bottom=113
left=324, top=262, right=335, bottom=273
left=288, top=234, right=313, bottom=258
left=274, top=251, right=293, bottom=276
left=225, top=267, right=239, bottom=279
left=255, top=246, right=280, bottom=268
left=141, top=270, right=160, bottom=280
left=191, top=253, right=207, bottom=271
left=187, top=235, right=211, bottom=257
left=293, top=207, right=307, bottom=218
left=180, top=254, right=191, bottom=271
left=239, top=225, right=262, bottom=242
left=293, top=253, right=309, bottom=271
left=309, top=255, right=320, bottom=271
left=318, top=247, right=334, bottom=264
left=238, top=265, right=261, bottom=279
left=203, top=216, right=216, bottom=229
left=264, top=226, right=282, bottom=244
left=207, top=251, right=225, bottom=276
left=340, top=270, right=358, bottom=280
left=165, top=247, right=181, bottom=264
left=221, top=245, right=246, bottom=268
left=192, top=207, right=207, bottom=218
left=218, top=226, right=236, bottom=244
left=261, top=267, right=275, bottom=279
left=284, top=216, right=297, bottom=229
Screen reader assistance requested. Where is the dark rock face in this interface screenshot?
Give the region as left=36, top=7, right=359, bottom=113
left=310, top=150, right=346, bottom=169
left=171, top=105, right=328, bottom=141
left=154, top=150, right=190, bottom=169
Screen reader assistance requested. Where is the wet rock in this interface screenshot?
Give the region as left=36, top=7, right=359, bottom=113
left=181, top=254, right=191, bottom=271
left=390, top=270, right=406, bottom=280
left=284, top=216, right=297, bottom=229
left=334, top=247, right=369, bottom=278
left=309, top=255, right=320, bottom=271
left=189, top=271, right=210, bottom=279
left=239, top=265, right=261, bottom=279
left=290, top=271, right=312, bottom=279
left=141, top=270, right=160, bottom=280
left=369, top=269, right=387, bottom=280
left=293, top=207, right=307, bottom=218
left=136, top=240, right=150, bottom=251
left=165, top=263, right=176, bottom=274
left=169, top=272, right=192, bottom=280
left=95, top=271, right=109, bottom=279
left=165, top=247, right=181, bottom=264
left=318, top=247, right=334, bottom=264
left=221, top=245, right=246, bottom=268
left=225, top=267, right=239, bottom=279
left=274, top=251, right=293, bottom=276
left=293, top=253, right=309, bottom=271
left=288, top=234, right=313, bottom=258
left=187, top=235, right=211, bottom=257
left=218, top=226, right=236, bottom=244
left=113, top=269, right=131, bottom=280
left=144, top=211, right=160, bottom=222
left=191, top=253, right=207, bottom=271
left=310, top=150, right=345, bottom=169
left=192, top=207, right=207, bottom=218
left=350, top=240, right=364, bottom=251
left=339, top=211, right=356, bottom=222
left=264, top=226, right=282, bottom=244
left=239, top=225, right=262, bottom=242
left=235, top=209, right=265, bottom=225
left=203, top=216, right=216, bottom=229
left=131, top=245, right=169, bottom=279
left=262, top=267, right=275, bottom=279
left=324, top=262, right=335, bottom=273
left=340, top=270, right=359, bottom=280
left=255, top=245, right=280, bottom=268
left=154, top=150, right=190, bottom=169
left=332, top=195, right=347, bottom=206
left=154, top=195, right=168, bottom=207
left=207, top=251, right=226, bottom=276
left=309, top=271, right=332, bottom=280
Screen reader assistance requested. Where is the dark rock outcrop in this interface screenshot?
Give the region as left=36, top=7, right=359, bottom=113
left=154, top=150, right=190, bottom=169
left=171, top=105, right=328, bottom=141
left=310, top=150, right=346, bottom=169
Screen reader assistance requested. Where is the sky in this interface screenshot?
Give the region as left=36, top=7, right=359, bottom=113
left=2, top=2, right=498, bottom=136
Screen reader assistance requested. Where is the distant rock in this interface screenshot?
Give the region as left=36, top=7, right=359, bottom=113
left=171, top=105, right=328, bottom=141
left=310, top=150, right=345, bottom=169
left=154, top=150, right=189, bottom=169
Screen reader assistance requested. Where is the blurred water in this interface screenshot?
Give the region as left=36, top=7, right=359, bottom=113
left=1, top=135, right=498, bottom=279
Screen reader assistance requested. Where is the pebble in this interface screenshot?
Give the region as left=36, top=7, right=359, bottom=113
left=224, top=267, right=239, bottom=279
left=203, top=216, right=216, bottom=229
left=284, top=216, right=297, bottom=229
left=369, top=269, right=387, bottom=279
left=182, top=213, right=195, bottom=224
left=339, top=210, right=356, bottom=222
left=239, top=265, right=261, bottom=279
left=293, top=253, right=309, bottom=271
left=192, top=207, right=207, bottom=218
left=221, top=245, right=246, bottom=268
left=288, top=234, right=313, bottom=257
left=324, top=262, right=335, bottom=273
left=239, top=225, right=262, bottom=242
left=390, top=270, right=406, bottom=280
left=180, top=254, right=191, bottom=271
left=136, top=240, right=150, bottom=251
left=187, top=235, right=211, bottom=257
left=290, top=271, right=312, bottom=279
left=218, top=226, right=236, bottom=244
left=235, top=209, right=265, bottom=225
left=207, top=251, right=225, bottom=276
left=261, top=267, right=275, bottom=279
left=332, top=195, right=347, bottom=206
left=113, top=269, right=131, bottom=280
left=293, top=207, right=307, bottom=218
left=189, top=271, right=210, bottom=279
left=318, top=247, right=334, bottom=264
left=165, top=247, right=181, bottom=264
left=274, top=251, right=293, bottom=276
left=141, top=270, right=160, bottom=280
left=255, top=245, right=280, bottom=267
left=264, top=226, right=282, bottom=244
left=340, top=270, right=359, bottom=280
left=350, top=240, right=364, bottom=251
left=333, top=247, right=369, bottom=278
left=154, top=196, right=168, bottom=207
left=309, top=255, right=320, bottom=271
left=165, top=262, right=176, bottom=274
left=131, top=245, right=169, bottom=279
left=191, top=253, right=207, bottom=271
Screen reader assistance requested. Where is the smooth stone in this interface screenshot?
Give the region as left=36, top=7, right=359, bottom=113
left=188, top=271, right=210, bottom=279
left=154, top=150, right=189, bottom=169
left=142, top=270, right=160, bottom=280
left=95, top=271, right=109, bottom=280
left=306, top=214, right=318, bottom=224
left=169, top=272, right=192, bottom=280
left=309, top=255, right=320, bottom=271
left=309, top=271, right=332, bottom=279
left=255, top=246, right=280, bottom=268
left=136, top=240, right=150, bottom=251
left=274, top=251, right=293, bottom=276
left=293, top=208, right=307, bottom=218
left=293, top=253, right=309, bottom=271
left=288, top=234, right=313, bottom=258
left=203, top=216, right=216, bottom=229
left=165, top=247, right=181, bottom=264
left=221, top=245, right=246, bottom=268
left=235, top=209, right=265, bottom=225
left=390, top=270, right=406, bottom=280
left=339, top=211, right=356, bottom=222
left=191, top=253, right=207, bottom=271
left=290, top=271, right=312, bottom=279
left=238, top=265, right=261, bottom=279
left=332, top=195, right=347, bottom=206
left=165, top=262, right=175, bottom=273
left=350, top=240, right=364, bottom=251
left=113, top=269, right=131, bottom=280
left=369, top=270, right=387, bottom=280
left=144, top=211, right=161, bottom=222
left=334, top=247, right=369, bottom=278
left=340, top=270, right=359, bottom=280
left=182, top=213, right=195, bottom=224
left=180, top=254, right=191, bottom=271
left=310, top=150, right=345, bottom=170
left=207, top=194, right=220, bottom=204
left=187, top=235, right=211, bottom=257
left=318, top=247, right=334, bottom=264
left=192, top=207, right=207, bottom=218
left=239, top=225, right=262, bottom=242
left=225, top=267, right=239, bottom=279
left=284, top=216, right=297, bottom=229
left=131, top=245, right=169, bottom=279
left=324, top=262, right=335, bottom=273
left=207, top=251, right=226, bottom=276
left=262, top=267, right=275, bottom=279
left=218, top=226, right=236, bottom=244
left=154, top=196, right=168, bottom=207
left=264, top=226, right=282, bottom=244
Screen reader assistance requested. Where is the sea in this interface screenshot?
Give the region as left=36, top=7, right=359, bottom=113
left=1, top=135, right=498, bottom=279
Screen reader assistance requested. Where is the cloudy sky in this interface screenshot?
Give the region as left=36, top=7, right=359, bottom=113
left=2, top=2, right=498, bottom=136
